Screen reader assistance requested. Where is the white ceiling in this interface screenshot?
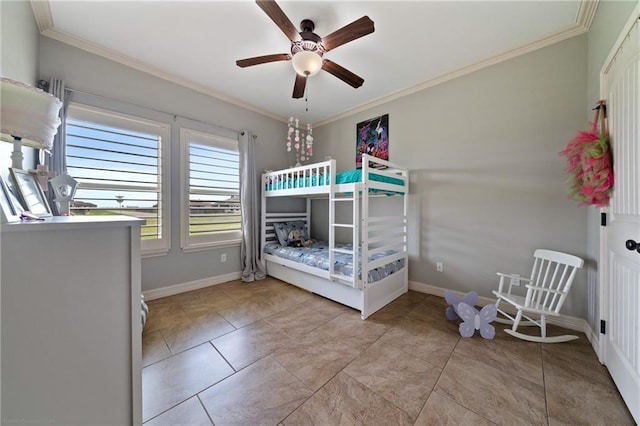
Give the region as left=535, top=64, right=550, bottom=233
left=35, top=1, right=593, bottom=124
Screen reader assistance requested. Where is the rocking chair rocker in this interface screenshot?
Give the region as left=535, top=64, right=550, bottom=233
left=492, top=249, right=584, bottom=343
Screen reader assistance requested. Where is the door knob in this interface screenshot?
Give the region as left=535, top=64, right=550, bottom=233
left=625, top=239, right=639, bottom=253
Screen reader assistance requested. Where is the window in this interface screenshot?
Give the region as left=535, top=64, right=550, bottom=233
left=66, top=103, right=171, bottom=255
left=180, top=128, right=241, bottom=251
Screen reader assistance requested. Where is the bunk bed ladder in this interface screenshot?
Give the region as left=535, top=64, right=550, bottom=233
left=361, top=161, right=370, bottom=296
left=328, top=170, right=336, bottom=281
left=328, top=187, right=360, bottom=287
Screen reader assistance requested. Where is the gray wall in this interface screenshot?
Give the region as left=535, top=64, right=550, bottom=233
left=37, top=37, right=287, bottom=292
left=313, top=35, right=590, bottom=319
left=0, top=0, right=39, bottom=177
left=584, top=1, right=638, bottom=332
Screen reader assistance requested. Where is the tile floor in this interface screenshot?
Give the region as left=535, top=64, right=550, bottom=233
left=142, top=278, right=634, bottom=425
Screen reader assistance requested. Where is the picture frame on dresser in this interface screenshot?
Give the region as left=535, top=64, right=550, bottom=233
left=0, top=175, right=23, bottom=223
left=9, top=168, right=52, bottom=218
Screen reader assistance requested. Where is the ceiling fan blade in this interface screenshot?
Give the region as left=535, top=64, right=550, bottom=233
left=256, top=0, right=301, bottom=42
left=236, top=53, right=291, bottom=68
left=321, top=16, right=374, bottom=52
left=292, top=74, right=307, bottom=98
left=322, top=60, right=364, bottom=88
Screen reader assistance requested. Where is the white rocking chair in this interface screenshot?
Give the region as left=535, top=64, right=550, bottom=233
left=492, top=249, right=584, bottom=343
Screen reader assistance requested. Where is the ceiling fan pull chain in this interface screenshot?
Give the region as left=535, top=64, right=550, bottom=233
left=305, top=85, right=309, bottom=112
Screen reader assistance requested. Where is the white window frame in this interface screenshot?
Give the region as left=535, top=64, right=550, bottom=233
left=180, top=127, right=241, bottom=252
left=66, top=103, right=171, bottom=257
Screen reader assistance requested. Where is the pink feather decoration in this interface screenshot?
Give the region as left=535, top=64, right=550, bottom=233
left=559, top=105, right=614, bottom=207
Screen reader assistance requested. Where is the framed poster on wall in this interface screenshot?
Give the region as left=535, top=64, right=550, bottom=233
left=356, top=114, right=389, bottom=169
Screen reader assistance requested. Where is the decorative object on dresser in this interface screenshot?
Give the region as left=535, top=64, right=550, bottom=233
left=49, top=173, right=79, bottom=215
left=34, top=163, right=55, bottom=194
left=0, top=77, right=62, bottom=169
left=9, top=168, right=52, bottom=218
left=0, top=175, right=22, bottom=223
left=356, top=114, right=389, bottom=169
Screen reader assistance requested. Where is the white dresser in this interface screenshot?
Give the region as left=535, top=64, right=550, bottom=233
left=1, top=216, right=142, bottom=426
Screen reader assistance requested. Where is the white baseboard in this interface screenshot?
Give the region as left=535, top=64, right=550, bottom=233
left=409, top=280, right=595, bottom=336
left=143, top=271, right=242, bottom=301
left=585, top=324, right=602, bottom=361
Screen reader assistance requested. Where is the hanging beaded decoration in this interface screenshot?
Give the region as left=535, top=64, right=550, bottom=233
left=286, top=117, right=313, bottom=166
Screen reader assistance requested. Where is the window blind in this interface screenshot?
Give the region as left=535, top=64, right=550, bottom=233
left=66, top=105, right=166, bottom=243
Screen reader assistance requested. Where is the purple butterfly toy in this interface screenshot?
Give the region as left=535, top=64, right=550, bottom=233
left=444, top=290, right=496, bottom=339
left=457, top=302, right=497, bottom=339
left=444, top=290, right=478, bottom=320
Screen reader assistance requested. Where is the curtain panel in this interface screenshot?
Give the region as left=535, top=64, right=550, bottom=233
left=239, top=130, right=266, bottom=282
left=38, top=78, right=70, bottom=214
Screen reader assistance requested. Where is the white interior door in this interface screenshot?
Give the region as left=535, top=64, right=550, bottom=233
left=601, top=10, right=640, bottom=424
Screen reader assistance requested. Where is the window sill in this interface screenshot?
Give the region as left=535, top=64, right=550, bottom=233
left=181, top=240, right=241, bottom=254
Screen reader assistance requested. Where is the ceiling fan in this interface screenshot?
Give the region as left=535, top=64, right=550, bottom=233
left=236, top=0, right=375, bottom=99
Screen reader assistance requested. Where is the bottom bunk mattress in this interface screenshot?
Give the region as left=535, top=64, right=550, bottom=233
left=263, top=240, right=405, bottom=283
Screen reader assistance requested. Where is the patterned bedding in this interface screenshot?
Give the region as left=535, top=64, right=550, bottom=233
left=264, top=240, right=405, bottom=283
left=265, top=168, right=405, bottom=192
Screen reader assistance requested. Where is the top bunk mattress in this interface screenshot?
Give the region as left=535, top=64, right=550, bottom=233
left=265, top=168, right=405, bottom=191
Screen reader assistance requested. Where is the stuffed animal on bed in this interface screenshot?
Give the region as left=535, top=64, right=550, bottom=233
left=287, top=229, right=313, bottom=247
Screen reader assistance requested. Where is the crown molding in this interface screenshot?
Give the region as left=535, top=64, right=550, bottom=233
left=30, top=0, right=54, bottom=34
left=315, top=0, right=599, bottom=127
left=576, top=0, right=600, bottom=32
left=43, top=28, right=286, bottom=122
left=30, top=1, right=286, bottom=123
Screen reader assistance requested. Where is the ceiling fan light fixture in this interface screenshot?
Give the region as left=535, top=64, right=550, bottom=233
left=292, top=51, right=323, bottom=77
left=237, top=4, right=374, bottom=98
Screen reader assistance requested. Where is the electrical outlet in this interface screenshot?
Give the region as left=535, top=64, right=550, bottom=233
left=436, top=262, right=443, bottom=272
left=510, top=274, right=520, bottom=286
left=221, top=253, right=227, bottom=262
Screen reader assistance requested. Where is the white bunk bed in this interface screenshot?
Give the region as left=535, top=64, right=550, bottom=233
left=261, top=154, right=409, bottom=319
